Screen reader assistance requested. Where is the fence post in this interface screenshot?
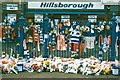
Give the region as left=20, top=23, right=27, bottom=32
left=19, top=13, right=25, bottom=58
left=44, top=13, right=49, bottom=58
left=0, top=24, right=2, bottom=56
left=110, top=12, right=117, bottom=61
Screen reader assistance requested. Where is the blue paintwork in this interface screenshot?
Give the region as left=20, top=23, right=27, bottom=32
left=44, top=13, right=49, bottom=58
left=110, top=13, right=117, bottom=61
left=26, top=12, right=107, bottom=14
left=19, top=13, right=25, bottom=57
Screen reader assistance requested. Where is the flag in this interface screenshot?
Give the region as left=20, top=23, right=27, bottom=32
left=85, top=37, right=95, bottom=49
left=57, top=34, right=66, bottom=51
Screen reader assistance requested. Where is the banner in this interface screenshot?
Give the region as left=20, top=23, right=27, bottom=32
left=28, top=2, right=104, bottom=9
left=85, top=36, right=95, bottom=49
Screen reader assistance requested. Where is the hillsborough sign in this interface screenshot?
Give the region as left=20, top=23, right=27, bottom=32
left=28, top=2, right=104, bottom=9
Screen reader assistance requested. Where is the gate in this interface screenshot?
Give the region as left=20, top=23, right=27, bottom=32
left=1, top=13, right=120, bottom=61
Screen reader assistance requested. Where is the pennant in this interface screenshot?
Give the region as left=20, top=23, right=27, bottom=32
left=18, top=27, right=21, bottom=37
left=57, top=34, right=66, bottom=51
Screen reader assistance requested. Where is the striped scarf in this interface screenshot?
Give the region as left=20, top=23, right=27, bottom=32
left=69, top=30, right=81, bottom=44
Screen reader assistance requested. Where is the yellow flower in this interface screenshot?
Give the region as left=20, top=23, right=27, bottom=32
left=45, top=61, right=50, bottom=66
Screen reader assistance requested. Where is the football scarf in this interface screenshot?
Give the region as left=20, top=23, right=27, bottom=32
left=80, top=40, right=84, bottom=56
left=51, top=33, right=56, bottom=51
left=10, top=28, right=16, bottom=40
left=37, top=39, right=40, bottom=51
left=102, top=36, right=109, bottom=53
left=74, top=43, right=78, bottom=52
left=39, top=30, right=43, bottom=44
left=49, top=44, right=53, bottom=53
left=33, top=28, right=39, bottom=42
left=107, top=35, right=111, bottom=46
left=51, top=21, right=54, bottom=28
left=115, top=38, right=118, bottom=57
left=0, top=26, right=2, bottom=42
left=116, top=23, right=119, bottom=33
left=57, top=34, right=66, bottom=51
left=85, top=37, right=95, bottom=49
left=23, top=39, right=27, bottom=50
left=18, top=27, right=21, bottom=37
left=3, top=24, right=7, bottom=40
left=70, top=30, right=81, bottom=44
left=8, top=27, right=11, bottom=39
left=98, top=35, right=103, bottom=61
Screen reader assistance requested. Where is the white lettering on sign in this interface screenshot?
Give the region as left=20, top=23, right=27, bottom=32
left=61, top=15, right=70, bottom=18
left=6, top=4, right=18, bottom=10
left=28, top=2, right=104, bottom=9
left=88, top=15, right=97, bottom=18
